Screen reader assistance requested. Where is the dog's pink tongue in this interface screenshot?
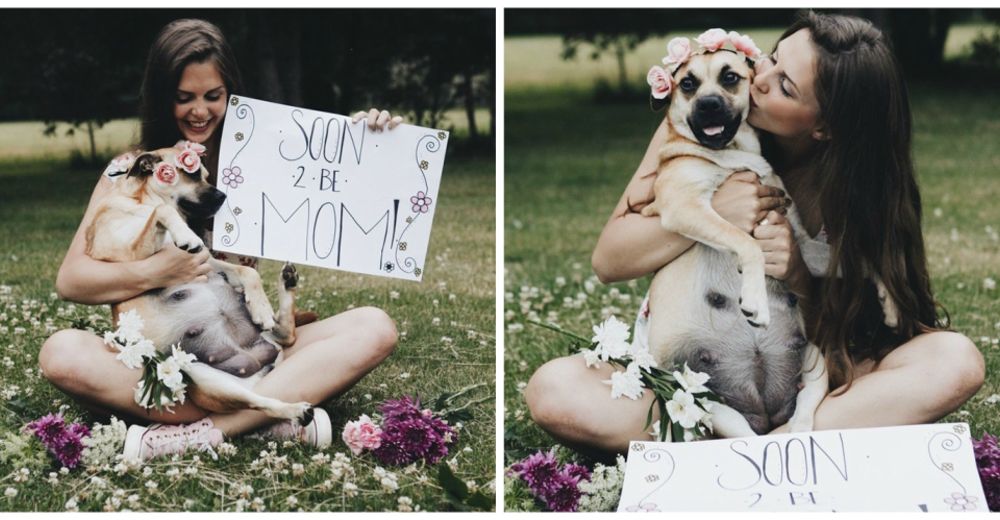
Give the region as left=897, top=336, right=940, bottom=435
left=703, top=126, right=725, bottom=136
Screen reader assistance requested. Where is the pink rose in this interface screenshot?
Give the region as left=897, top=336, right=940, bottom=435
left=175, top=148, right=202, bottom=174
left=662, top=37, right=692, bottom=68
left=646, top=66, right=673, bottom=100
left=342, top=414, right=382, bottom=455
left=728, top=31, right=761, bottom=59
left=695, top=28, right=729, bottom=52
left=175, top=140, right=208, bottom=156
left=154, top=163, right=177, bottom=185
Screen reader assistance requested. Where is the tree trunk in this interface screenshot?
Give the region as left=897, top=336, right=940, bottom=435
left=489, top=61, right=496, bottom=142
left=463, top=68, right=478, bottom=140
left=87, top=120, right=96, bottom=164
left=255, top=13, right=285, bottom=102
left=615, top=39, right=628, bottom=92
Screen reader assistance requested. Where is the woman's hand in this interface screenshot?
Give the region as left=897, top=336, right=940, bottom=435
left=140, top=245, right=213, bottom=288
left=753, top=209, right=804, bottom=282
left=712, top=171, right=786, bottom=233
left=352, top=108, right=403, bottom=131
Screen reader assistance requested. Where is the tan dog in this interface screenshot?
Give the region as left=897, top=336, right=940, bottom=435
left=640, top=50, right=898, bottom=436
left=87, top=144, right=310, bottom=422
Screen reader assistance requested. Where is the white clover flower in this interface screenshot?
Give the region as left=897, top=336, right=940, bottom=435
left=984, top=278, right=996, bottom=291
left=398, top=496, right=414, bottom=512
left=4, top=487, right=17, bottom=497
left=673, top=363, right=710, bottom=394
left=343, top=482, right=359, bottom=497
left=218, top=442, right=238, bottom=457
left=665, top=389, right=706, bottom=429
left=65, top=498, right=79, bottom=512
left=603, top=362, right=645, bottom=400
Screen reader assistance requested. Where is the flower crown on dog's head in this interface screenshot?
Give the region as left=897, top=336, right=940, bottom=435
left=647, top=28, right=763, bottom=100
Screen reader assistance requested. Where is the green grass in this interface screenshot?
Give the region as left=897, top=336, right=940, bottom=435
left=503, top=34, right=1000, bottom=511
left=0, top=137, right=495, bottom=511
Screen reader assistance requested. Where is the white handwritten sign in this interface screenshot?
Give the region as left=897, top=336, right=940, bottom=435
left=211, top=95, right=447, bottom=281
left=618, top=423, right=987, bottom=512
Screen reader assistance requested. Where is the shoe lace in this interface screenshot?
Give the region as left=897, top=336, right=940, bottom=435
left=143, top=420, right=220, bottom=460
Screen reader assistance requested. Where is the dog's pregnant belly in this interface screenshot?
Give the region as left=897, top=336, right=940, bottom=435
left=647, top=245, right=808, bottom=434
left=130, top=274, right=279, bottom=378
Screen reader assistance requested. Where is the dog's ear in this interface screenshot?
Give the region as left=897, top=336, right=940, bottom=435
left=650, top=95, right=670, bottom=112
left=128, top=152, right=158, bottom=178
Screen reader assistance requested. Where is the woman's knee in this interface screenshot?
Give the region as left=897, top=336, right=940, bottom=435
left=38, top=329, right=90, bottom=388
left=525, top=357, right=587, bottom=433
left=352, top=306, right=398, bottom=361
left=917, top=331, right=984, bottom=407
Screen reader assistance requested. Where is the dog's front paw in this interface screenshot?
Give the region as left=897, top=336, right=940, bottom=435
left=738, top=292, right=770, bottom=328
left=246, top=296, right=276, bottom=331
left=281, top=262, right=298, bottom=289
left=173, top=229, right=205, bottom=254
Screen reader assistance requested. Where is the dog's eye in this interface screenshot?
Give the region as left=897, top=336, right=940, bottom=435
left=722, top=71, right=740, bottom=85
left=168, top=290, right=190, bottom=302
left=679, top=77, right=697, bottom=92
left=705, top=291, right=728, bottom=309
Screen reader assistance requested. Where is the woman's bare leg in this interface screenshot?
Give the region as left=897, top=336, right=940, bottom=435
left=39, top=329, right=208, bottom=424
left=208, top=306, right=396, bottom=436
left=39, top=306, right=397, bottom=436
left=525, top=354, right=658, bottom=454
left=770, top=331, right=984, bottom=434
left=526, top=332, right=984, bottom=454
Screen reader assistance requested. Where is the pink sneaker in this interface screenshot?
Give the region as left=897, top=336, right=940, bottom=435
left=254, top=407, right=332, bottom=448
left=122, top=418, right=224, bottom=462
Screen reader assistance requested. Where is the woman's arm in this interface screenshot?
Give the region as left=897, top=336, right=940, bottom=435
left=55, top=175, right=213, bottom=305
left=592, top=120, right=786, bottom=284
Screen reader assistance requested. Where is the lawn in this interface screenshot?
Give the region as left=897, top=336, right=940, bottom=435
left=503, top=30, right=1000, bottom=511
left=0, top=124, right=496, bottom=511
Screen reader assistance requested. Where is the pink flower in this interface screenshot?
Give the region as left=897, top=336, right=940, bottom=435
left=728, top=31, right=762, bottom=59
left=175, top=148, right=202, bottom=174
left=175, top=140, right=207, bottom=156
left=342, top=414, right=382, bottom=455
left=646, top=66, right=673, bottom=100
left=410, top=191, right=432, bottom=213
left=696, top=28, right=729, bottom=52
left=155, top=163, right=177, bottom=185
left=662, top=37, right=692, bottom=68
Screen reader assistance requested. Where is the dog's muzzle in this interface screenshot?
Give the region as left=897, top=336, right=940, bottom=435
left=689, top=95, right=742, bottom=150
left=179, top=188, right=227, bottom=218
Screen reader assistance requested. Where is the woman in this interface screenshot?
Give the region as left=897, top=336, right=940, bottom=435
left=39, top=19, right=401, bottom=460
left=526, top=11, right=984, bottom=454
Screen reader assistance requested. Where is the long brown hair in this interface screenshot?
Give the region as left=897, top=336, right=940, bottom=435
left=139, top=18, right=243, bottom=169
left=774, top=11, right=941, bottom=391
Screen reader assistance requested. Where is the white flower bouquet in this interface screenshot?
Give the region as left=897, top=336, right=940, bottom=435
left=529, top=316, right=721, bottom=442
left=103, top=309, right=196, bottom=412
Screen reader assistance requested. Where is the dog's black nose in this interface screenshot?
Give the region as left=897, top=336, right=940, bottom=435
left=210, top=187, right=227, bottom=206
left=696, top=95, right=726, bottom=115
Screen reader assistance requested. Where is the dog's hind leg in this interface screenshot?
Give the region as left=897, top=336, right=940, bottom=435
left=183, top=362, right=312, bottom=423
left=785, top=343, right=828, bottom=432
left=208, top=259, right=276, bottom=331
left=267, top=262, right=299, bottom=348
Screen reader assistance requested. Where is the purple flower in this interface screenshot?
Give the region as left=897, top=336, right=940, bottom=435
left=68, top=422, right=90, bottom=439
left=561, top=462, right=592, bottom=482
left=539, top=471, right=585, bottom=512
left=372, top=438, right=413, bottom=466
left=222, top=166, right=244, bottom=189
left=371, top=396, right=458, bottom=466
left=25, top=413, right=67, bottom=446
left=52, top=433, right=85, bottom=468
left=380, top=396, right=424, bottom=422
left=508, top=449, right=561, bottom=495
left=974, top=432, right=1000, bottom=512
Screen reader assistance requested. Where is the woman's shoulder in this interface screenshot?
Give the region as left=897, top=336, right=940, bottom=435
left=101, top=149, right=142, bottom=182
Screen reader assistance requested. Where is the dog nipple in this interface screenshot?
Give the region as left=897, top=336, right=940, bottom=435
left=239, top=368, right=246, bottom=374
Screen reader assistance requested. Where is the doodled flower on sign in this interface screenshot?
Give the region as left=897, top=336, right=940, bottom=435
left=944, top=492, right=979, bottom=511
left=222, top=166, right=244, bottom=188
left=410, top=191, right=432, bottom=213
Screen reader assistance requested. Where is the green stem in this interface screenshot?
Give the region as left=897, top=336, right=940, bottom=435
left=524, top=319, right=592, bottom=345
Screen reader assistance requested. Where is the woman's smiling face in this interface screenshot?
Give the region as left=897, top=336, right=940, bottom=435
left=747, top=28, right=825, bottom=141
left=173, top=61, right=227, bottom=144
